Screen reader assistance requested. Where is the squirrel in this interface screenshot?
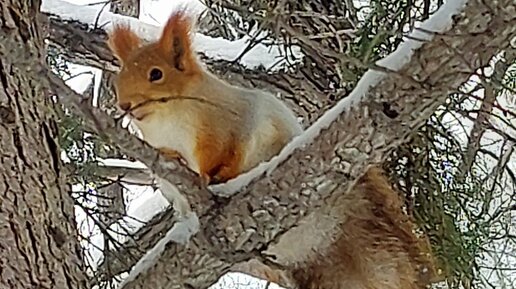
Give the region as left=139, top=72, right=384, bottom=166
left=108, top=11, right=438, bottom=288
left=107, top=11, right=302, bottom=215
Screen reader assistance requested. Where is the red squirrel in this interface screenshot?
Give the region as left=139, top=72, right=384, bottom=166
left=108, top=11, right=301, bottom=215
left=108, top=11, right=438, bottom=288
left=108, top=12, right=302, bottom=182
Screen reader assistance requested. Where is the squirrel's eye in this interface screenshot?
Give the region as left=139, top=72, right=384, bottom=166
left=149, top=68, right=163, bottom=82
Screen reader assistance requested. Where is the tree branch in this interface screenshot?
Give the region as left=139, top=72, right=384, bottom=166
left=115, top=1, right=515, bottom=289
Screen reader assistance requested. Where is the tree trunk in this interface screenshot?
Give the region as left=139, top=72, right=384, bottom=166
left=0, top=1, right=86, bottom=288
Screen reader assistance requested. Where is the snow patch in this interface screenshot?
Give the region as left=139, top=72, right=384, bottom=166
left=122, top=187, right=170, bottom=231
left=97, top=158, right=148, bottom=169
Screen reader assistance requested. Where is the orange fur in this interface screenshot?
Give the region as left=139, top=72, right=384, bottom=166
left=158, top=10, right=198, bottom=73
left=290, top=167, right=437, bottom=289
left=108, top=25, right=141, bottom=64
left=108, top=11, right=203, bottom=114
left=108, top=11, right=301, bottom=186
left=194, top=128, right=244, bottom=183
left=159, top=147, right=182, bottom=160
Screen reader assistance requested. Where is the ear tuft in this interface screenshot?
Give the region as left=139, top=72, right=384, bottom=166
left=158, top=10, right=198, bottom=72
left=108, top=25, right=141, bottom=64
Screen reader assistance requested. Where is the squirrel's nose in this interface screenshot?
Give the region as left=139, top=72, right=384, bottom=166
left=119, top=102, right=132, bottom=111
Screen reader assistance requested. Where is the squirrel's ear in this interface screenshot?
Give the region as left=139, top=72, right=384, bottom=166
left=108, top=25, right=141, bottom=64
left=158, top=11, right=197, bottom=72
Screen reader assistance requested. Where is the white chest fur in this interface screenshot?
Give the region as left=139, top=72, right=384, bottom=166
left=132, top=111, right=200, bottom=173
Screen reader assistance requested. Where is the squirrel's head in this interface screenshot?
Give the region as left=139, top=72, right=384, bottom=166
left=108, top=11, right=201, bottom=119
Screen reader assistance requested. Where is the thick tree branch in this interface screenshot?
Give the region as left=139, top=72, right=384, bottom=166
left=115, top=1, right=515, bottom=289
left=0, top=1, right=87, bottom=288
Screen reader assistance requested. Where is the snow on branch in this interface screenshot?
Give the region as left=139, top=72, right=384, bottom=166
left=209, top=0, right=470, bottom=196
left=40, top=0, right=302, bottom=71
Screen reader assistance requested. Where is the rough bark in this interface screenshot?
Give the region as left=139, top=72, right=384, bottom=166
left=108, top=1, right=514, bottom=289
left=0, top=1, right=86, bottom=288
left=110, top=0, right=140, bottom=17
